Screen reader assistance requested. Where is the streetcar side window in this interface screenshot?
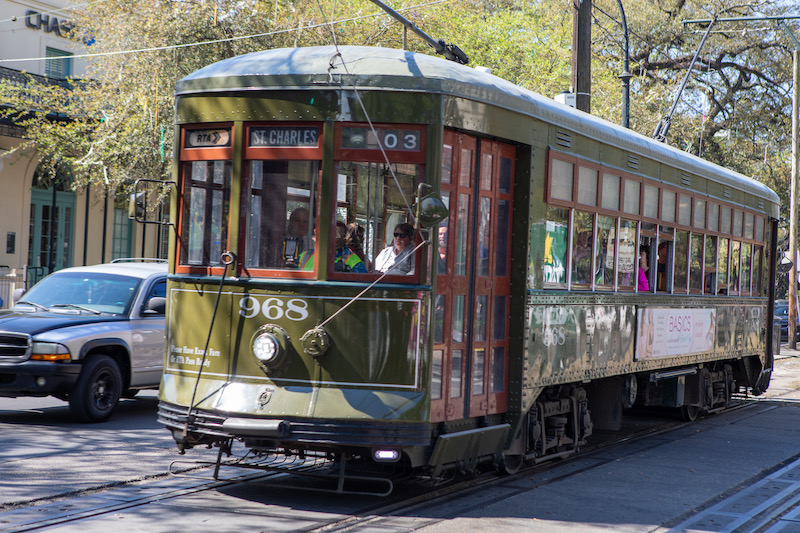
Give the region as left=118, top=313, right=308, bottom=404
left=572, top=211, right=594, bottom=286
left=544, top=206, right=569, bottom=286
left=753, top=245, right=763, bottom=295
left=741, top=243, right=752, bottom=295
left=541, top=150, right=770, bottom=297
left=729, top=241, right=741, bottom=296
left=705, top=236, right=718, bottom=294
left=616, top=220, right=637, bottom=290
left=718, top=238, right=729, bottom=294
left=656, top=241, right=672, bottom=292
left=596, top=215, right=615, bottom=288
left=674, top=230, right=689, bottom=293
left=689, top=234, right=703, bottom=293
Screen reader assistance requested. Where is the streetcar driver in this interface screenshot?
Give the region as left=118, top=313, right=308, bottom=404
left=375, top=222, right=415, bottom=275
left=283, top=207, right=312, bottom=267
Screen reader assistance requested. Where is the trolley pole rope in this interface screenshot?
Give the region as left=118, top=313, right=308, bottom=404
left=182, top=251, right=236, bottom=439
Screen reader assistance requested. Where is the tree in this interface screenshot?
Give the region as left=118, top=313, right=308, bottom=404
left=0, top=0, right=795, bottom=212
left=591, top=0, right=796, bottom=216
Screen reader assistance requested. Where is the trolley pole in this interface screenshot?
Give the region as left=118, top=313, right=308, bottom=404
left=682, top=16, right=800, bottom=349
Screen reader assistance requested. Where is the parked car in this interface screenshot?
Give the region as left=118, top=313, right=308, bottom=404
left=0, top=259, right=167, bottom=422
left=775, top=299, right=800, bottom=342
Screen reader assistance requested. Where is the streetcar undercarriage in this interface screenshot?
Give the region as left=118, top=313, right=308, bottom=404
left=160, top=357, right=757, bottom=493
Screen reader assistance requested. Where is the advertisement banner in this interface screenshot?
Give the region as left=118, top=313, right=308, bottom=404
left=635, top=307, right=716, bottom=360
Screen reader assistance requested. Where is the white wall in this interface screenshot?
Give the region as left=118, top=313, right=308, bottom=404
left=0, top=0, right=87, bottom=76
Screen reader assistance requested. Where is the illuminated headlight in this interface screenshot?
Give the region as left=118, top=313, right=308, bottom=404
left=250, top=324, right=290, bottom=373
left=253, top=333, right=280, bottom=364
left=30, top=342, right=71, bottom=361
left=373, top=449, right=400, bottom=463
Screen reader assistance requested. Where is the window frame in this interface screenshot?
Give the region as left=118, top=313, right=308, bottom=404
left=544, top=149, right=770, bottom=296
left=175, top=123, right=235, bottom=277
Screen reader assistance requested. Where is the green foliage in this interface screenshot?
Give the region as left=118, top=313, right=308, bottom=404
left=0, top=0, right=795, bottom=219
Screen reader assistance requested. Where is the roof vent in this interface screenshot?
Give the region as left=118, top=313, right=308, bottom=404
left=627, top=155, right=639, bottom=170
left=555, top=130, right=572, bottom=148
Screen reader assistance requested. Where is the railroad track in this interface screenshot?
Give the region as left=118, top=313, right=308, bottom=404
left=0, top=400, right=769, bottom=533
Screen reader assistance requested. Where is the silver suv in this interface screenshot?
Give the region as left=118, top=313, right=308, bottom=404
left=0, top=259, right=167, bottom=422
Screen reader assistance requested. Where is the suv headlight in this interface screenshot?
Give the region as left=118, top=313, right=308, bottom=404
left=30, top=342, right=71, bottom=361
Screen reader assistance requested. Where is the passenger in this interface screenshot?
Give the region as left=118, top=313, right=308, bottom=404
left=437, top=225, right=448, bottom=274
left=344, top=223, right=369, bottom=269
left=638, top=245, right=650, bottom=292
left=375, top=222, right=415, bottom=275
left=657, top=242, right=669, bottom=291
left=334, top=221, right=367, bottom=273
left=283, top=207, right=311, bottom=267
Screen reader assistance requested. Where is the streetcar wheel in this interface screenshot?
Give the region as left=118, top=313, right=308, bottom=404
left=69, top=355, right=122, bottom=423
left=681, top=405, right=701, bottom=422
left=499, top=453, right=524, bottom=475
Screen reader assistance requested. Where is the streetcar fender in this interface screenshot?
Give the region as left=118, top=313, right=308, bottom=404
left=427, top=424, right=510, bottom=478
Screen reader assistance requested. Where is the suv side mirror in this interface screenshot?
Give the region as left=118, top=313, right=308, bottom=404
left=143, top=296, right=166, bottom=315
left=12, top=288, right=25, bottom=304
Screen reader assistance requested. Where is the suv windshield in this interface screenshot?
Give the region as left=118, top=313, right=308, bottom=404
left=20, top=272, right=142, bottom=316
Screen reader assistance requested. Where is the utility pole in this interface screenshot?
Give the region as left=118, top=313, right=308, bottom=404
left=572, top=0, right=592, bottom=113
left=790, top=48, right=799, bottom=349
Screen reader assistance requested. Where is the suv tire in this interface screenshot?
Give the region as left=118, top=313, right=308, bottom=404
left=69, top=355, right=123, bottom=422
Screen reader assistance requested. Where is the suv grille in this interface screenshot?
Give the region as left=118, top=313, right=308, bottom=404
left=0, top=332, right=31, bottom=359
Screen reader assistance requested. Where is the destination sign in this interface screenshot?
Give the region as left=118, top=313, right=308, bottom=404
left=249, top=127, right=319, bottom=148
left=185, top=129, right=231, bottom=148
left=340, top=127, right=422, bottom=152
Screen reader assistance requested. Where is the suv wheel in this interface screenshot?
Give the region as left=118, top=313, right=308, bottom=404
left=69, top=355, right=122, bottom=422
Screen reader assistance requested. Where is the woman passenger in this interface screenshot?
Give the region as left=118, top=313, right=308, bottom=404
left=638, top=245, right=650, bottom=292
left=375, top=222, right=415, bottom=275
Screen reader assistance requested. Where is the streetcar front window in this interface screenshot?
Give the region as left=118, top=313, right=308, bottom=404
left=180, top=160, right=231, bottom=267
left=334, top=161, right=420, bottom=276
left=243, top=160, right=318, bottom=271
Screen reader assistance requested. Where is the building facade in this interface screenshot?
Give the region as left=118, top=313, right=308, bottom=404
left=0, top=0, right=163, bottom=306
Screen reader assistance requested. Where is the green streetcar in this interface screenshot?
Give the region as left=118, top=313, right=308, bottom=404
left=156, top=45, right=780, bottom=491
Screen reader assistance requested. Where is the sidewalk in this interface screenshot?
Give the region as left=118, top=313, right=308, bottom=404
left=766, top=344, right=800, bottom=401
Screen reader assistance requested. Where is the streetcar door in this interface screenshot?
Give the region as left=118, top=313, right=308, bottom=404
left=432, top=131, right=513, bottom=422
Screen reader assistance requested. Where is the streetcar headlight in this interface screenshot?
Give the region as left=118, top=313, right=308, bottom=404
left=253, top=333, right=279, bottom=364
left=250, top=324, right=290, bottom=373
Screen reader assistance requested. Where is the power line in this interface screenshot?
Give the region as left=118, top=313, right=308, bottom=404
left=0, top=0, right=451, bottom=64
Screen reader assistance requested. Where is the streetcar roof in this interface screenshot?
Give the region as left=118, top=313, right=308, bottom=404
left=177, top=45, right=780, bottom=213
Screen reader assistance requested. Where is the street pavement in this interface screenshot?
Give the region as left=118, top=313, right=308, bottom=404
left=410, top=348, right=800, bottom=533
left=3, top=351, right=800, bottom=532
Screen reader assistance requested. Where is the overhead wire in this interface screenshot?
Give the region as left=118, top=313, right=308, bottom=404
left=0, top=0, right=452, bottom=64
left=306, top=0, right=430, bottom=329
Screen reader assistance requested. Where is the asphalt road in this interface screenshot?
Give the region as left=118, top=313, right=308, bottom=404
left=0, top=391, right=219, bottom=507
left=1, top=351, right=800, bottom=532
